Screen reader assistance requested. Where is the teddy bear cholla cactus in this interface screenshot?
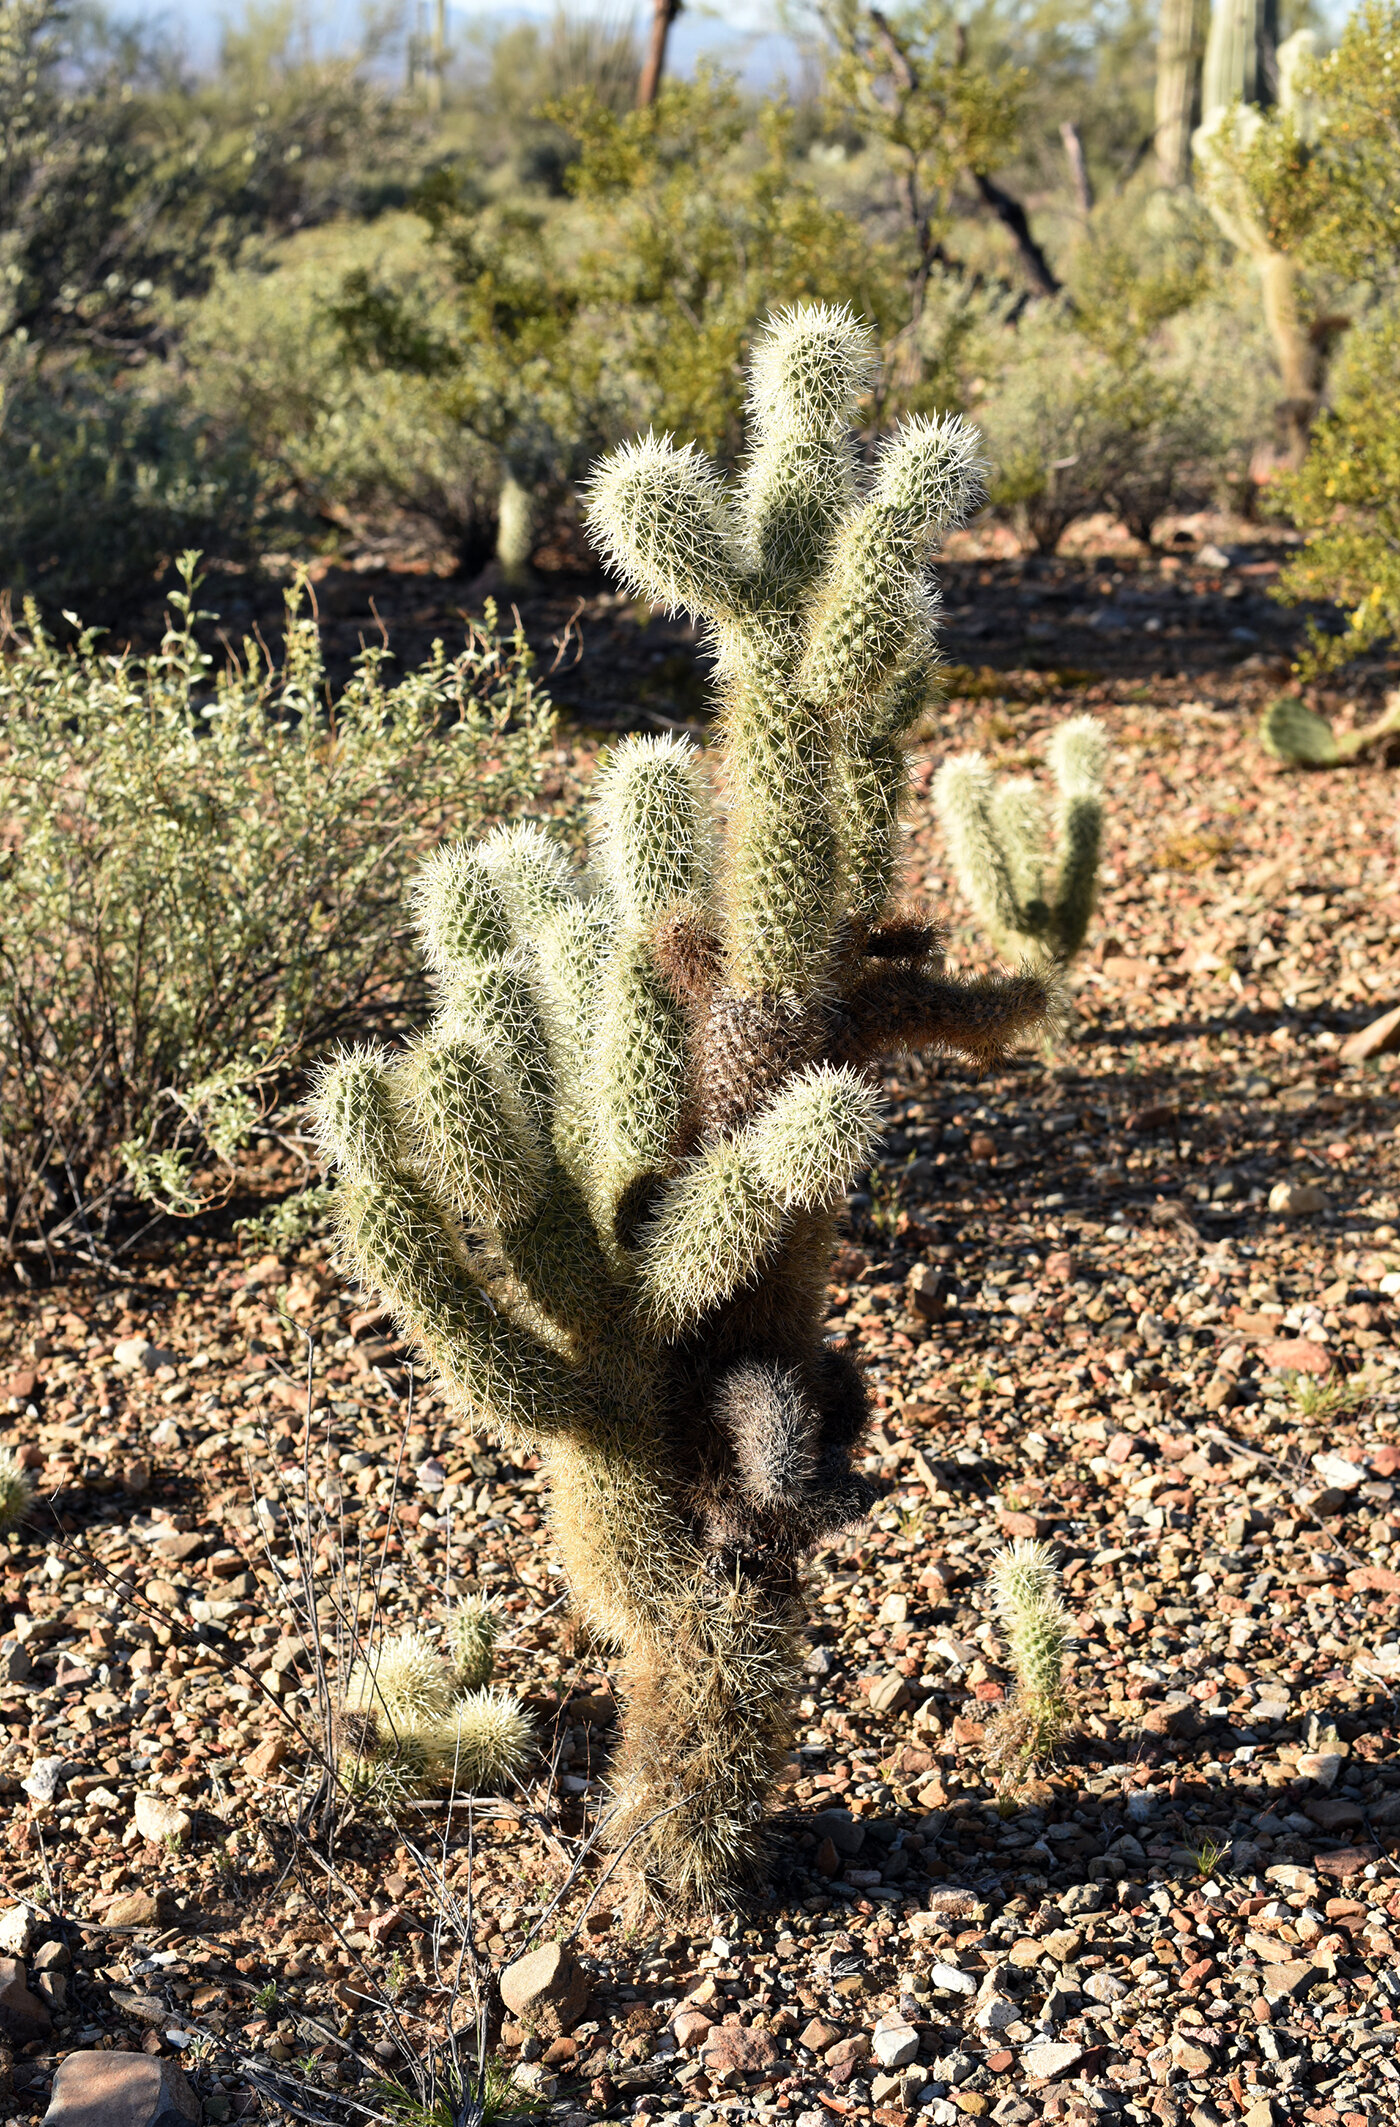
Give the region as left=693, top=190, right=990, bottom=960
left=934, top=716, right=1108, bottom=967
left=336, top=1611, right=532, bottom=1804
left=312, top=305, right=1051, bottom=1902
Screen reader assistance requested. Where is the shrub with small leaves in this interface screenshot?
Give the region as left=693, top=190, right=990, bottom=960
left=0, top=556, right=553, bottom=1248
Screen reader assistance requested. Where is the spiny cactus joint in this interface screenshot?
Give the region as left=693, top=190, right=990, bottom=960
left=934, top=715, right=1108, bottom=965
left=313, top=304, right=1052, bottom=1902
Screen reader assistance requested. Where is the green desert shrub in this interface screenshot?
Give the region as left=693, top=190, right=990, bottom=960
left=181, top=219, right=502, bottom=570
left=0, top=354, right=261, bottom=613
left=1273, top=306, right=1400, bottom=680
left=0, top=560, right=554, bottom=1248
left=976, top=302, right=1217, bottom=549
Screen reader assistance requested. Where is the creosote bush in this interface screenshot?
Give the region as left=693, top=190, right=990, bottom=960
left=934, top=716, right=1107, bottom=965
left=0, top=559, right=553, bottom=1248
left=312, top=306, right=1052, bottom=1904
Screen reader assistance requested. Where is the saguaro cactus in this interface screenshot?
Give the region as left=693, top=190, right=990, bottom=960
left=933, top=715, right=1108, bottom=966
left=312, top=305, right=1051, bottom=1903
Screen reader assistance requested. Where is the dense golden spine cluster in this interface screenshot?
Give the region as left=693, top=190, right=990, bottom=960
left=314, top=306, right=1053, bottom=1901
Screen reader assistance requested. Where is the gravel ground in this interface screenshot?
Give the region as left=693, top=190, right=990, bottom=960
left=2, top=553, right=1399, bottom=2127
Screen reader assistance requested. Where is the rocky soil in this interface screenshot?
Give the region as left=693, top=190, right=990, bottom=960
left=1, top=541, right=1399, bottom=2127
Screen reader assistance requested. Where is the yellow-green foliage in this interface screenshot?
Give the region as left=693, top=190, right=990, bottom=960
left=312, top=307, right=1051, bottom=1904
left=337, top=1629, right=533, bottom=1802
left=1274, top=308, right=1400, bottom=681
left=0, top=557, right=552, bottom=1238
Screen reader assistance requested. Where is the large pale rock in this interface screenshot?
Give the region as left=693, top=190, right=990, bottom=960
left=871, top=2016, right=919, bottom=2068
left=701, top=2024, right=784, bottom=2079
left=498, top=1941, right=588, bottom=2036
left=133, top=1793, right=192, bottom=1844
left=0, top=1907, right=35, bottom=1957
left=1267, top=1179, right=1327, bottom=1215
left=0, top=1958, right=51, bottom=2042
left=1022, top=2040, right=1083, bottom=2079
left=103, top=1889, right=174, bottom=1929
left=1339, top=1003, right=1400, bottom=1063
left=44, top=2052, right=198, bottom=2127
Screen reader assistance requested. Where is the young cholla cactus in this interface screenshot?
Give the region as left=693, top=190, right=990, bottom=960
left=984, top=1538, right=1074, bottom=1783
left=336, top=1629, right=532, bottom=1803
left=449, top=1594, right=501, bottom=1689
left=933, top=716, right=1108, bottom=967
left=0, top=1449, right=34, bottom=1534
left=1261, top=690, right=1400, bottom=769
left=312, top=304, right=1053, bottom=1902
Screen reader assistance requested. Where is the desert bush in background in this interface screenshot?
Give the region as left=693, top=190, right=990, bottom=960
left=181, top=220, right=502, bottom=570
left=0, top=351, right=262, bottom=612
left=0, top=562, right=554, bottom=1252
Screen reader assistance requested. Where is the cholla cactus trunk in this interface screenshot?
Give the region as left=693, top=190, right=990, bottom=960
left=933, top=715, right=1108, bottom=966
left=313, top=306, right=1052, bottom=1905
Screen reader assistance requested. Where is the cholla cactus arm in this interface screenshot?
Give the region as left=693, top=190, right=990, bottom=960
left=985, top=1538, right=1074, bottom=1775
left=1046, top=715, right=1107, bottom=958
left=739, top=303, right=872, bottom=591
left=587, top=737, right=710, bottom=1233
left=311, top=306, right=1054, bottom=1907
left=933, top=753, right=1033, bottom=957
left=585, top=433, right=744, bottom=617
left=637, top=1063, right=882, bottom=1335
left=801, top=415, right=986, bottom=726
left=935, top=717, right=1108, bottom=967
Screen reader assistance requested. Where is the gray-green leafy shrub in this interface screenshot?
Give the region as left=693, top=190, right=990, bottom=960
left=180, top=221, right=502, bottom=571
left=0, top=561, right=553, bottom=1248
left=977, top=303, right=1214, bottom=550
left=0, top=352, right=262, bottom=614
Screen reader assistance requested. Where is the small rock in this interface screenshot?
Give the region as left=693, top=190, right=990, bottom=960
left=1267, top=1179, right=1327, bottom=1215
left=823, top=2034, right=870, bottom=2069
left=1139, top=1693, right=1198, bottom=1738
left=1311, top=1451, right=1365, bottom=1491
left=1339, top=1003, right=1400, bottom=1063
left=799, top=2018, right=842, bottom=2052
left=498, top=1941, right=589, bottom=2037
left=928, top=1962, right=977, bottom=1996
left=21, top=1758, right=65, bottom=1807
left=0, top=1958, right=51, bottom=2043
left=702, top=2025, right=783, bottom=2077
left=1022, top=2040, right=1083, bottom=2079
left=107, top=1990, right=170, bottom=2028
left=133, top=1794, right=192, bottom=1844
left=103, top=1889, right=173, bottom=1929
left=0, top=1642, right=30, bottom=1685
left=872, top=2016, right=919, bottom=2069
left=1169, top=2030, right=1217, bottom=2076
left=0, top=1907, right=35, bottom=1957
left=246, top=1736, right=288, bottom=1779
left=415, top=1457, right=447, bottom=1492
left=811, top=1807, right=865, bottom=1856
left=906, top=1264, right=948, bottom=1321
left=1262, top=1338, right=1330, bottom=1376
left=671, top=2009, right=713, bottom=2050
left=867, top=1672, right=910, bottom=1716
left=43, top=2051, right=199, bottom=2127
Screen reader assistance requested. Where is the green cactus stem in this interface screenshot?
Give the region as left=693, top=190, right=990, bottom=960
left=1260, top=690, right=1400, bottom=768
left=933, top=714, right=1108, bottom=965
left=312, top=304, right=1052, bottom=1905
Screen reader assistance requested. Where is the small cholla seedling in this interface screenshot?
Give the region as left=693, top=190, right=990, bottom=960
left=312, top=304, right=1052, bottom=1901
left=1261, top=690, right=1400, bottom=768
left=933, top=716, right=1108, bottom=965
left=983, top=1538, right=1074, bottom=1784
left=336, top=1630, right=533, bottom=1802
left=430, top=1687, right=535, bottom=1790
left=0, top=1449, right=34, bottom=1534
left=449, top=1594, right=500, bottom=1689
